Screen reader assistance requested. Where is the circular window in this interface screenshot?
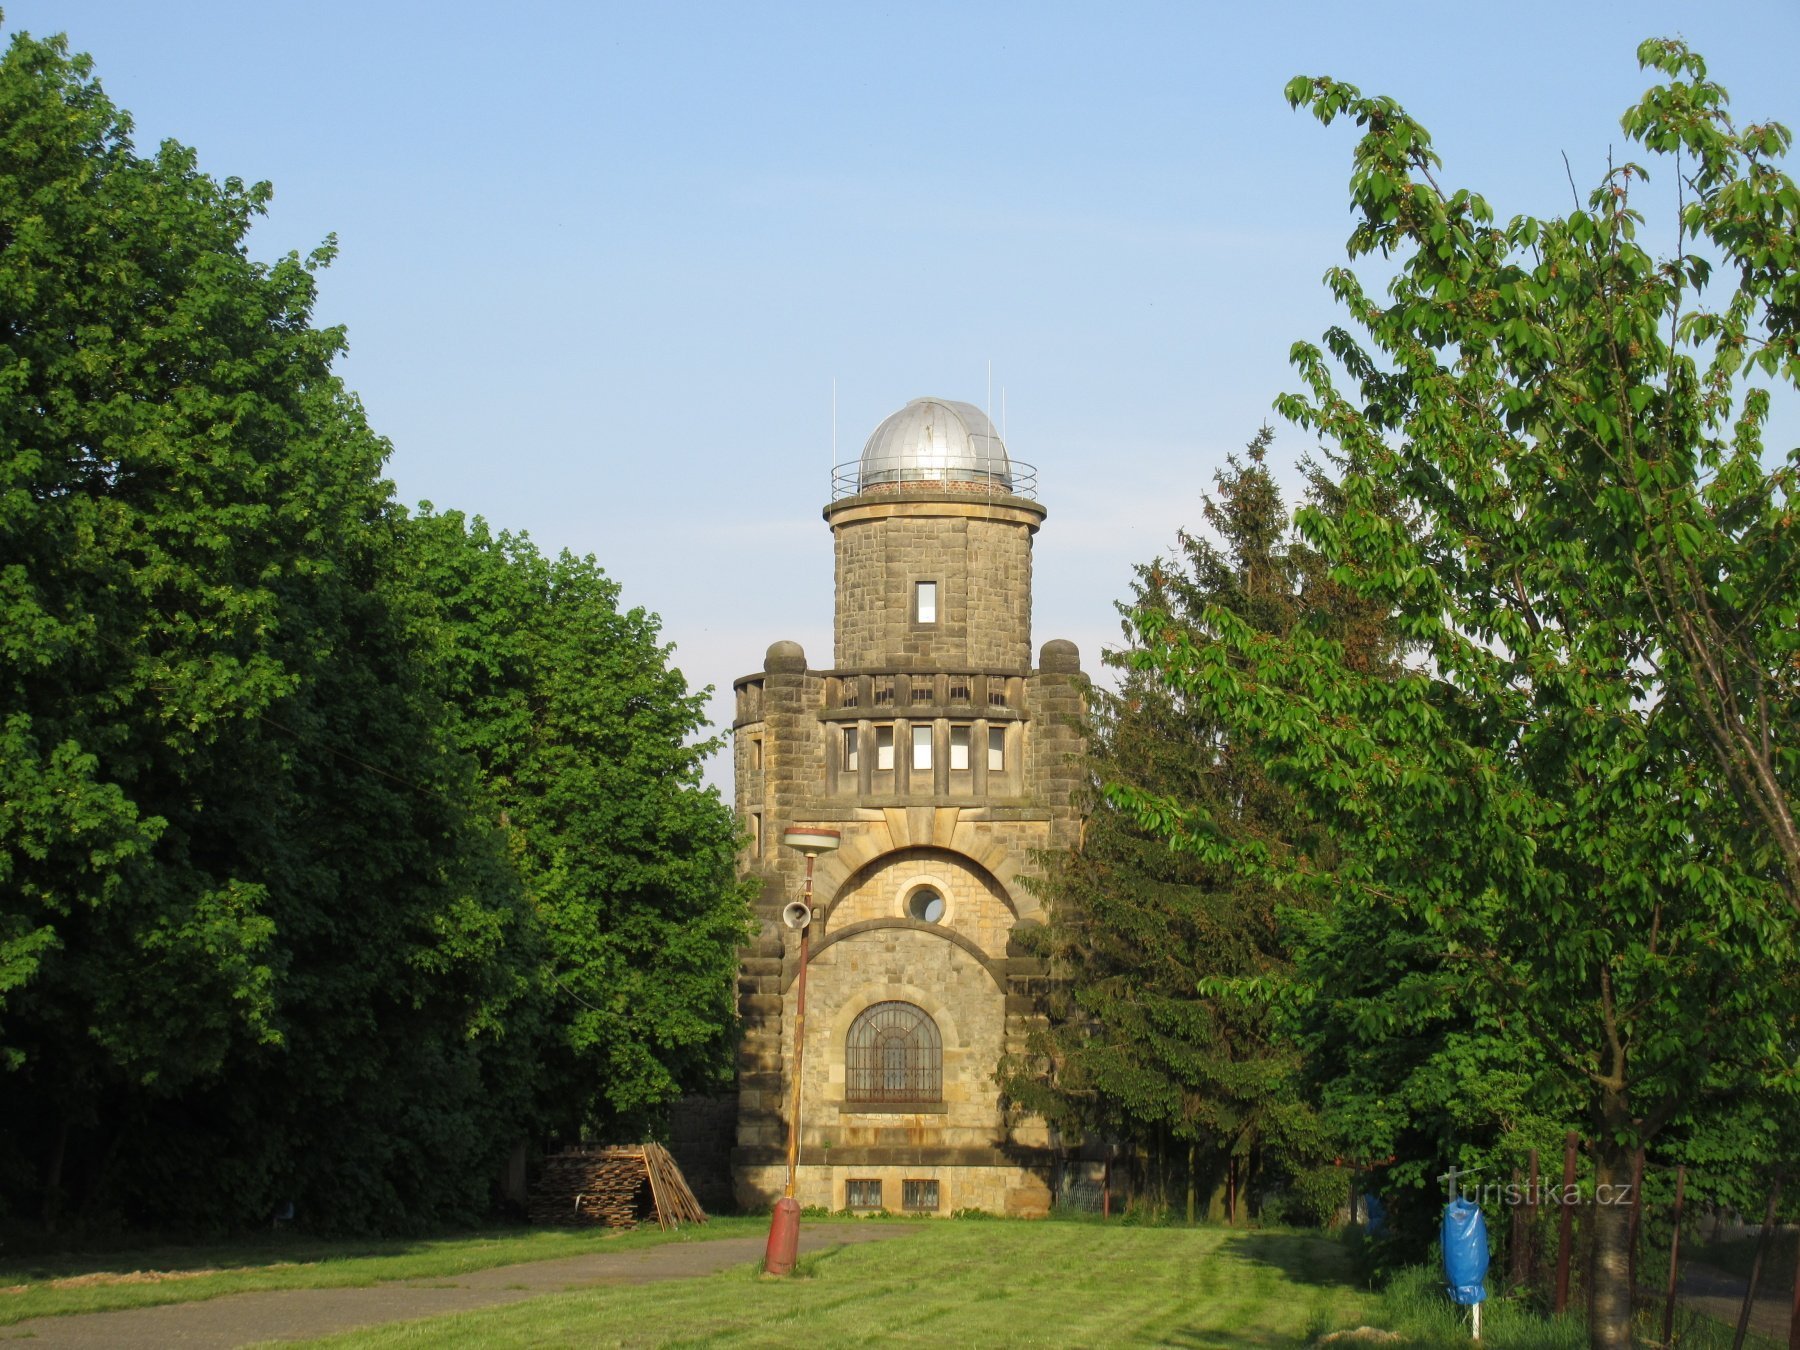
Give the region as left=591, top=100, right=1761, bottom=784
left=906, top=888, right=946, bottom=923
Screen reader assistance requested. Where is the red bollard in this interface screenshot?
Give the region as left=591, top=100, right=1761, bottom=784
left=764, top=1196, right=801, bottom=1276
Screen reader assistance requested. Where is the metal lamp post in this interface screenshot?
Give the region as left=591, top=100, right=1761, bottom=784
left=762, top=826, right=839, bottom=1276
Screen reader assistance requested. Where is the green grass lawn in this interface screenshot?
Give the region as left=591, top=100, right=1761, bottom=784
left=289, top=1222, right=1380, bottom=1349
left=0, top=1217, right=767, bottom=1326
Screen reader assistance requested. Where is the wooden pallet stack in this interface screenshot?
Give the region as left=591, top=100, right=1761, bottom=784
left=528, top=1144, right=708, bottom=1230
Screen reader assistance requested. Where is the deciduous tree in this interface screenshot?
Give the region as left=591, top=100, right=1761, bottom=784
left=1118, top=40, right=1800, bottom=1347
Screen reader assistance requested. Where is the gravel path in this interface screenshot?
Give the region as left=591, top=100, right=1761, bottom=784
left=0, top=1224, right=913, bottom=1348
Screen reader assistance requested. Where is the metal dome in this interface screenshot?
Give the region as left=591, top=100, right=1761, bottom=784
left=855, top=397, right=1013, bottom=492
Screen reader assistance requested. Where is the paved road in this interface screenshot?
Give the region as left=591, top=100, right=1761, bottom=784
left=1678, top=1260, right=1793, bottom=1343
left=0, top=1225, right=912, bottom=1348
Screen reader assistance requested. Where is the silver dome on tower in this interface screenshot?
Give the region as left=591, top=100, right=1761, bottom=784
left=832, top=397, right=1036, bottom=499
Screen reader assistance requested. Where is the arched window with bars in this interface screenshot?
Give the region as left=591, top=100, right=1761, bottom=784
left=845, top=1001, right=942, bottom=1104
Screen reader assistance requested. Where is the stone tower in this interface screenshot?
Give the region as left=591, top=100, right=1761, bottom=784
left=731, top=396, right=1084, bottom=1217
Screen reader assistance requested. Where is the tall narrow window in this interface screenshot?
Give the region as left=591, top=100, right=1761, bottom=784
left=844, top=726, right=859, bottom=771
left=876, top=726, right=894, bottom=771
left=915, top=581, right=938, bottom=624
left=912, top=725, right=932, bottom=770
left=949, top=725, right=970, bottom=770
left=988, top=726, right=1006, bottom=771
left=750, top=735, right=763, bottom=771
left=750, top=811, right=763, bottom=858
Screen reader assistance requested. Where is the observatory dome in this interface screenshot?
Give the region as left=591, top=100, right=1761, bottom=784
left=857, top=397, right=1013, bottom=492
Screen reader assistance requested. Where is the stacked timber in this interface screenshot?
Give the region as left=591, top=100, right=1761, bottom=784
left=528, top=1144, right=708, bottom=1230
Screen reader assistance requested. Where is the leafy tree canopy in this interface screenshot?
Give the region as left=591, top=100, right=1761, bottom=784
left=0, top=26, right=747, bottom=1234
left=1116, top=39, right=1800, bottom=1347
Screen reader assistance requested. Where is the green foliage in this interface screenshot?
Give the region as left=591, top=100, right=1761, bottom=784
left=1121, top=38, right=1800, bottom=1345
left=1003, top=430, right=1395, bottom=1213
left=0, top=24, right=748, bottom=1234
left=401, top=510, right=754, bottom=1137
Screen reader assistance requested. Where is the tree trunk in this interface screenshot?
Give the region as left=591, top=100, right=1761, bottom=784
left=1589, top=1143, right=1635, bottom=1350
left=41, top=1119, right=69, bottom=1232
left=1186, top=1142, right=1197, bottom=1226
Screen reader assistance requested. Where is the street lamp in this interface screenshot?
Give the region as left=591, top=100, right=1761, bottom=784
left=762, top=825, right=840, bottom=1276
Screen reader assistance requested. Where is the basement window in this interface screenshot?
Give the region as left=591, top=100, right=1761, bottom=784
left=902, top=1179, right=940, bottom=1211
left=846, top=1178, right=883, bottom=1211
left=915, top=581, right=938, bottom=624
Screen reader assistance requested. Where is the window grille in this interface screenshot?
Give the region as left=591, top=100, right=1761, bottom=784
left=948, top=675, right=971, bottom=703
left=873, top=676, right=894, bottom=707
left=846, top=1001, right=942, bottom=1103
left=902, top=1179, right=940, bottom=1211
left=846, top=1178, right=883, bottom=1210
left=989, top=683, right=1009, bottom=708
left=841, top=681, right=860, bottom=710
left=911, top=675, right=934, bottom=704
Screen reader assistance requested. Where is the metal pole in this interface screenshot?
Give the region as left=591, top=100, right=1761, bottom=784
left=762, top=827, right=836, bottom=1278
left=1661, top=1164, right=1686, bottom=1347
left=1735, top=1177, right=1782, bottom=1350
left=1511, top=1165, right=1526, bottom=1289
left=1527, top=1148, right=1541, bottom=1288
left=1554, top=1130, right=1578, bottom=1315
left=782, top=851, right=816, bottom=1198
left=1787, top=1203, right=1800, bottom=1350
left=1628, top=1147, right=1645, bottom=1310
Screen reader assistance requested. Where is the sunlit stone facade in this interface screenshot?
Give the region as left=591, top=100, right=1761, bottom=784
left=731, top=398, right=1084, bottom=1216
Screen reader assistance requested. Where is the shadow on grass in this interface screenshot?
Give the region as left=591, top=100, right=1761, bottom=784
left=1227, top=1229, right=1363, bottom=1290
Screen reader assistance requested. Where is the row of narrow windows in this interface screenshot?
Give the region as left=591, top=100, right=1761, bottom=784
left=849, top=674, right=1008, bottom=709
left=846, top=1177, right=939, bottom=1211
left=844, top=724, right=1004, bottom=772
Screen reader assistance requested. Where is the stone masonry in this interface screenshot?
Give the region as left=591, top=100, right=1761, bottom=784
left=731, top=421, right=1084, bottom=1219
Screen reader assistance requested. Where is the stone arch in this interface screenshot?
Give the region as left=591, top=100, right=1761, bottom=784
left=820, top=973, right=969, bottom=1060
left=819, top=845, right=1018, bottom=925
left=793, top=917, right=1007, bottom=993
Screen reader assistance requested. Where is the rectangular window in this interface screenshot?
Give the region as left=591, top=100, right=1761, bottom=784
left=873, top=676, right=894, bottom=707
left=949, top=725, right=970, bottom=771
left=911, top=675, right=934, bottom=704
left=876, top=726, right=894, bottom=771
left=750, top=735, right=763, bottom=771
left=948, top=675, right=971, bottom=703
left=912, top=725, right=932, bottom=770
left=915, top=581, right=937, bottom=624
left=750, top=811, right=762, bottom=858
left=846, top=1178, right=883, bottom=1211
left=902, top=1179, right=940, bottom=1212
left=844, top=726, right=859, bottom=771
left=988, top=726, right=1006, bottom=771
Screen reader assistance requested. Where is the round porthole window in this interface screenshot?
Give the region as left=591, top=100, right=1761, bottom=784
left=906, top=887, right=946, bottom=923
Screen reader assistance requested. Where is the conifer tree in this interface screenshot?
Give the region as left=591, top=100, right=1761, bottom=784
left=1005, top=431, right=1393, bottom=1220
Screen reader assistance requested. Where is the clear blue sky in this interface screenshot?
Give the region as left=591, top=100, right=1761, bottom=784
left=11, top=1, right=1797, bottom=790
